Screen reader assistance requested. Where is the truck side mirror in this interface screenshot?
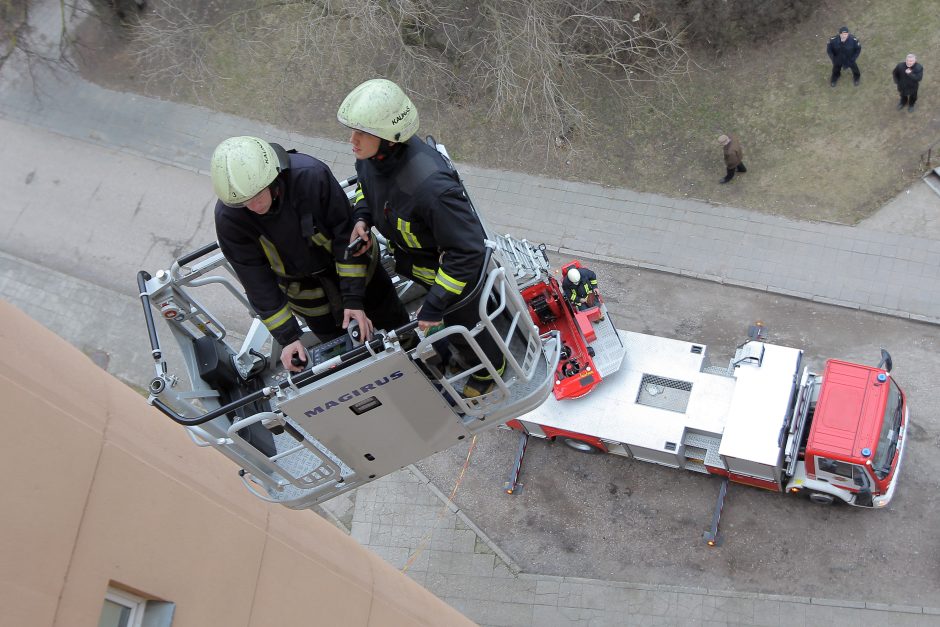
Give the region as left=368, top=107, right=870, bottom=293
left=878, top=349, right=892, bottom=373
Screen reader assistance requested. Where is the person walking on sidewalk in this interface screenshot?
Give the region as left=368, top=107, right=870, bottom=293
left=337, top=78, right=505, bottom=398
left=893, top=54, right=924, bottom=112
left=827, top=26, right=862, bottom=87
left=210, top=136, right=409, bottom=373
left=718, top=134, right=747, bottom=184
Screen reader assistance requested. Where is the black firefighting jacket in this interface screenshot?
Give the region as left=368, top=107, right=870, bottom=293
left=215, top=152, right=368, bottom=345
left=561, top=268, right=598, bottom=306
left=351, top=137, right=486, bottom=321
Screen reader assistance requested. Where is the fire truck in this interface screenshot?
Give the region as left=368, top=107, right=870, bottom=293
left=506, top=259, right=909, bottom=519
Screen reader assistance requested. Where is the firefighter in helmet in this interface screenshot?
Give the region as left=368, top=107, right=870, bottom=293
left=337, top=78, right=504, bottom=397
left=562, top=266, right=599, bottom=310
left=210, top=136, right=409, bottom=372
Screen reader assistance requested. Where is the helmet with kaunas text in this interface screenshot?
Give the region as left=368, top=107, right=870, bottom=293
left=337, top=79, right=419, bottom=143
left=210, top=136, right=288, bottom=207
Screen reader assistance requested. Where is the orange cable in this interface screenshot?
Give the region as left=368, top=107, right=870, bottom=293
left=402, top=435, right=477, bottom=573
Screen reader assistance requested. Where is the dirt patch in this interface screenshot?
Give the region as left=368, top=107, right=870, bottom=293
left=73, top=0, right=940, bottom=224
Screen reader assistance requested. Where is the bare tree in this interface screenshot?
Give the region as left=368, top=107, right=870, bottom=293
left=126, top=0, right=690, bottom=149
left=2, top=0, right=147, bottom=77
left=129, top=0, right=461, bottom=105
left=464, top=1, right=689, bottom=148
left=256, top=0, right=463, bottom=102
left=0, top=0, right=74, bottom=72
left=128, top=0, right=219, bottom=98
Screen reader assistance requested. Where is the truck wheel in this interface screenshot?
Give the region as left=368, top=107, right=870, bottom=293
left=808, top=491, right=835, bottom=505
left=559, top=437, right=601, bottom=454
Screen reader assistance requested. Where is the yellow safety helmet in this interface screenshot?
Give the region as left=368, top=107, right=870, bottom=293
left=210, top=136, right=288, bottom=207
left=337, top=79, right=419, bottom=143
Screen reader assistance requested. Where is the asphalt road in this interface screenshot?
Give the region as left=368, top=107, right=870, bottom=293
left=417, top=254, right=940, bottom=607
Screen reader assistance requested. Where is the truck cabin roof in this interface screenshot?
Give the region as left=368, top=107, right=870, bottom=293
left=806, top=359, right=890, bottom=462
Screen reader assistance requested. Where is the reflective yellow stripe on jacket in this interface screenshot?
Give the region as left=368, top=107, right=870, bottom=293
left=435, top=268, right=467, bottom=296
left=262, top=304, right=293, bottom=332
left=336, top=262, right=367, bottom=278
left=283, top=283, right=325, bottom=300
left=310, top=232, right=331, bottom=252
left=259, top=236, right=287, bottom=278
left=412, top=265, right=436, bottom=285
left=396, top=218, right=421, bottom=248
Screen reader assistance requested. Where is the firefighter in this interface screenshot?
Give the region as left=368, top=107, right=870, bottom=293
left=562, top=266, right=599, bottom=310
left=210, top=136, right=409, bottom=373
left=336, top=78, right=504, bottom=398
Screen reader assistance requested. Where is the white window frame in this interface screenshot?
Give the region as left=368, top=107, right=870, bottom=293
left=103, top=588, right=146, bottom=627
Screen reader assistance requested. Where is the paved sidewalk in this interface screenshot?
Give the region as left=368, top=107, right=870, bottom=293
left=3, top=6, right=940, bottom=624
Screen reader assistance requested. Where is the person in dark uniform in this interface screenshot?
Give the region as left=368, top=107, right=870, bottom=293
left=893, top=54, right=924, bottom=112
left=337, top=78, right=504, bottom=398
left=827, top=26, right=862, bottom=87
left=717, top=134, right=747, bottom=184
left=561, top=267, right=599, bottom=310
left=210, top=136, right=408, bottom=372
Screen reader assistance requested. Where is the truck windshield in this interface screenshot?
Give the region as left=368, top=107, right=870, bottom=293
left=872, top=380, right=903, bottom=480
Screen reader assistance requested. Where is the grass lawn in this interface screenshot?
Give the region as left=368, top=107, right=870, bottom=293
left=522, top=0, right=940, bottom=223
left=77, top=0, right=940, bottom=224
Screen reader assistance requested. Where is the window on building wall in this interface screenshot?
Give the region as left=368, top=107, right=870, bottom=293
left=99, top=589, right=145, bottom=627
left=98, top=586, right=175, bottom=627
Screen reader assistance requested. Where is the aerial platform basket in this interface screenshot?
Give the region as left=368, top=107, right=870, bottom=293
left=137, top=234, right=559, bottom=509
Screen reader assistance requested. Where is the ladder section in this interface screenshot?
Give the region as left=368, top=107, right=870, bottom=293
left=492, top=233, right=551, bottom=290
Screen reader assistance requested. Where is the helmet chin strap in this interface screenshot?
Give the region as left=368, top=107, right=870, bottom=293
left=264, top=178, right=284, bottom=216
left=371, top=138, right=404, bottom=162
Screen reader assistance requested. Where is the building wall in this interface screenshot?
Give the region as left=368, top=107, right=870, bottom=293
left=0, top=300, right=473, bottom=627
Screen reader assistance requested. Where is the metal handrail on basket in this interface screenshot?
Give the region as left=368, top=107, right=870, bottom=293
left=137, top=242, right=495, bottom=427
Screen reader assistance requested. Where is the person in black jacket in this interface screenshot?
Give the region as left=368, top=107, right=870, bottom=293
left=210, top=136, right=408, bottom=372
left=336, top=78, right=504, bottom=398
left=893, top=54, right=924, bottom=112
left=827, top=26, right=861, bottom=87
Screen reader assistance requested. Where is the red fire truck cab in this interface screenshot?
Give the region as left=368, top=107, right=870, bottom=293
left=795, top=359, right=907, bottom=507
